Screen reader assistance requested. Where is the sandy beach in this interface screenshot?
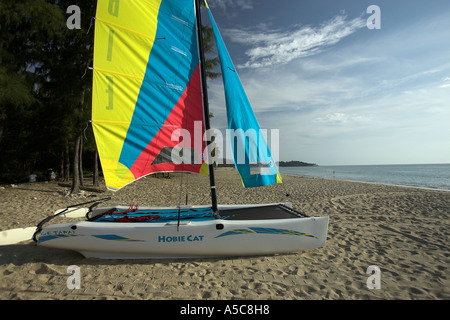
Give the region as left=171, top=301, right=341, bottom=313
left=0, top=168, right=448, bottom=300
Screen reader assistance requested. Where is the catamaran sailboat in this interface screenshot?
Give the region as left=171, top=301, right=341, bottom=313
left=35, top=0, right=328, bottom=259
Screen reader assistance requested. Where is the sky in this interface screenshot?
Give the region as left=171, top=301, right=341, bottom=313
left=203, top=0, right=450, bottom=166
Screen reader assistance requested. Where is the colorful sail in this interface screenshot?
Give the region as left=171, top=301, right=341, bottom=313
left=205, top=2, right=282, bottom=188
left=92, top=0, right=207, bottom=190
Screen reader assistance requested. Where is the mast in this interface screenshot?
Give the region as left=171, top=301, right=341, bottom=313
left=195, top=0, right=218, bottom=212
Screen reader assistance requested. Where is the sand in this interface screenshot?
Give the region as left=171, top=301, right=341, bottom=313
left=0, top=168, right=448, bottom=300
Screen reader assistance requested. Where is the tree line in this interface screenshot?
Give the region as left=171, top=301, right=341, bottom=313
left=0, top=0, right=219, bottom=194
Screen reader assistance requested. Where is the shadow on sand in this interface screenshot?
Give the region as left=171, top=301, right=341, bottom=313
left=0, top=240, right=287, bottom=268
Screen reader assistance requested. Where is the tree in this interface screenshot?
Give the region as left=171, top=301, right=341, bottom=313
left=0, top=0, right=219, bottom=187
left=0, top=0, right=65, bottom=180
left=39, top=0, right=95, bottom=194
left=202, top=25, right=221, bottom=80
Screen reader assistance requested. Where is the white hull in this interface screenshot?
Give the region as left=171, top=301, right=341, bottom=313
left=37, top=204, right=328, bottom=259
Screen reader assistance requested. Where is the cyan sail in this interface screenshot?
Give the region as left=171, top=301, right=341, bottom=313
left=92, top=0, right=207, bottom=190
left=205, top=2, right=282, bottom=188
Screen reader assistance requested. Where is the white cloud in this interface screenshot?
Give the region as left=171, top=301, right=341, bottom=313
left=211, top=0, right=254, bottom=11
left=441, top=77, right=450, bottom=88
left=314, top=113, right=370, bottom=125
left=224, top=13, right=366, bottom=68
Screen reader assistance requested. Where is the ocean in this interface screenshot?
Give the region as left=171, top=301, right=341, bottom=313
left=279, top=163, right=450, bottom=191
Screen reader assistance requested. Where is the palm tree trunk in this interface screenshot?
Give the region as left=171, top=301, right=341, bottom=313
left=70, top=135, right=82, bottom=195
left=78, top=137, right=84, bottom=186
left=64, top=139, right=70, bottom=182
left=93, top=149, right=99, bottom=187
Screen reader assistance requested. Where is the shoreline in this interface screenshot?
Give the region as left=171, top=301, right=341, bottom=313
left=281, top=173, right=450, bottom=193
left=279, top=163, right=450, bottom=192
left=0, top=168, right=449, bottom=300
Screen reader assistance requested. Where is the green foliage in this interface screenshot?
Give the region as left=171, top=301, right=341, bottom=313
left=0, top=0, right=219, bottom=183
left=203, top=25, right=221, bottom=80
left=0, top=0, right=95, bottom=181
left=278, top=161, right=318, bottom=167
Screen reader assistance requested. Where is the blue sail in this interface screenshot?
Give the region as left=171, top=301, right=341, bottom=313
left=205, top=3, right=282, bottom=188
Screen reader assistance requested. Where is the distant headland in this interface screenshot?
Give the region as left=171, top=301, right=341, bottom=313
left=216, top=160, right=318, bottom=167
left=278, top=161, right=318, bottom=167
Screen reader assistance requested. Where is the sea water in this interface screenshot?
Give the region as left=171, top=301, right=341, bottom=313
left=280, top=163, right=450, bottom=191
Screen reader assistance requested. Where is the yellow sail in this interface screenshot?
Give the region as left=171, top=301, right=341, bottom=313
left=92, top=0, right=206, bottom=190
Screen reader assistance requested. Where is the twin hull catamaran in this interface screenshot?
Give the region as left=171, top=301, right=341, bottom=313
left=35, top=0, right=328, bottom=259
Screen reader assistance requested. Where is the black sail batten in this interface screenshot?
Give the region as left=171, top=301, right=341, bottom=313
left=195, top=0, right=218, bottom=213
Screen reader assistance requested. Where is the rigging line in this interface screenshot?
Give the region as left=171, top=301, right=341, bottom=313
left=282, top=180, right=290, bottom=197
left=196, top=0, right=218, bottom=213
left=81, top=64, right=89, bottom=78
left=176, top=4, right=199, bottom=228
left=81, top=41, right=94, bottom=79
left=177, top=155, right=185, bottom=232
left=83, top=120, right=92, bottom=140
left=177, top=74, right=192, bottom=232
left=86, top=16, right=95, bottom=34
left=185, top=172, right=189, bottom=205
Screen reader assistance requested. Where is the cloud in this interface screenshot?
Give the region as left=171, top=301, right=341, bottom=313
left=224, top=13, right=366, bottom=68
left=314, top=113, right=370, bottom=125
left=211, top=0, right=254, bottom=11
left=441, top=77, right=450, bottom=88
